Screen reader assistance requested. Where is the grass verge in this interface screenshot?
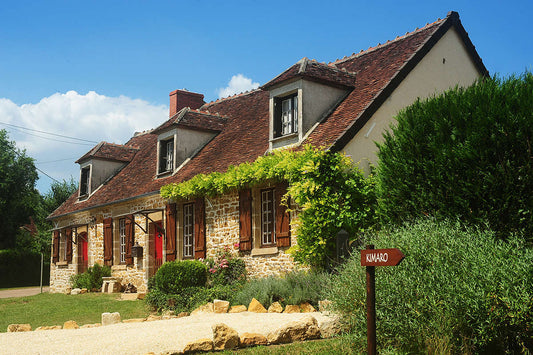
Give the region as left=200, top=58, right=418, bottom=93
left=0, top=292, right=150, bottom=332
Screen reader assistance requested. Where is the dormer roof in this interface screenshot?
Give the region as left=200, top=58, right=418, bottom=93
left=152, top=107, right=227, bottom=134
left=75, top=142, right=139, bottom=164
left=261, top=57, right=357, bottom=90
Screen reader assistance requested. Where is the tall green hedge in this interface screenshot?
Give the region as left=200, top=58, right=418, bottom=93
left=0, top=249, right=50, bottom=288
left=377, top=73, right=533, bottom=240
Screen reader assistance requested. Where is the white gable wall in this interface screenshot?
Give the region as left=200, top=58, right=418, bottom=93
left=343, top=27, right=484, bottom=173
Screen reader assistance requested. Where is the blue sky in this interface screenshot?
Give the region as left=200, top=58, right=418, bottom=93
left=0, top=0, right=531, bottom=193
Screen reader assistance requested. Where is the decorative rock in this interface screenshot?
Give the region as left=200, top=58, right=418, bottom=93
left=101, top=312, right=121, bottom=326
left=120, top=293, right=139, bottom=301
left=122, top=318, right=145, bottom=323
left=268, top=301, right=283, bottom=313
left=300, top=302, right=316, bottom=313
left=70, top=288, right=81, bottom=295
left=183, top=338, right=214, bottom=353
left=248, top=298, right=267, bottom=313
left=80, top=288, right=88, bottom=294
left=137, top=293, right=146, bottom=300
left=283, top=305, right=300, bottom=313
left=240, top=333, right=268, bottom=347
left=191, top=302, right=214, bottom=315
left=35, top=325, right=62, bottom=331
left=7, top=324, right=32, bottom=332
left=80, top=323, right=101, bottom=328
left=63, top=320, right=79, bottom=329
left=145, top=315, right=162, bottom=321
left=213, top=299, right=230, bottom=313
left=63, top=288, right=72, bottom=295
left=267, top=316, right=321, bottom=344
left=318, top=300, right=332, bottom=313
left=228, top=305, right=247, bottom=313
left=320, top=317, right=344, bottom=338
left=177, top=312, right=189, bottom=318
left=212, top=323, right=240, bottom=350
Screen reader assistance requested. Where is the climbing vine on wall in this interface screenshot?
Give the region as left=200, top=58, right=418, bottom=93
left=160, top=145, right=377, bottom=269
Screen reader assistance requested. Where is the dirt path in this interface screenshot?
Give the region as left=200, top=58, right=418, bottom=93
left=0, top=312, right=334, bottom=355
left=0, top=287, right=49, bottom=299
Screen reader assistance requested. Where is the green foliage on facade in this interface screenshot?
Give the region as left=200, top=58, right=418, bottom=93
left=377, top=73, right=533, bottom=240
left=70, top=263, right=111, bottom=290
left=327, top=219, right=533, bottom=353
left=161, top=146, right=377, bottom=269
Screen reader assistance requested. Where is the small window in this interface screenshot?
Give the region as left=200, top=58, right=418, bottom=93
left=59, top=232, right=67, bottom=261
left=119, top=218, right=126, bottom=264
left=261, top=188, right=275, bottom=246
left=80, top=166, right=90, bottom=196
left=159, top=138, right=174, bottom=174
left=183, top=203, right=194, bottom=258
left=274, top=94, right=298, bottom=138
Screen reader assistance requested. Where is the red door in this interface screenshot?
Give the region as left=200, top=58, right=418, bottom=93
left=78, top=232, right=88, bottom=273
left=149, top=222, right=164, bottom=276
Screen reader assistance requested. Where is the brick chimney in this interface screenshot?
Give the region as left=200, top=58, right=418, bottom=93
left=169, top=89, right=205, bottom=117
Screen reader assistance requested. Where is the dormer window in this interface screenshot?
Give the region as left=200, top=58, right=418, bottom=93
left=159, top=137, right=174, bottom=174
left=79, top=166, right=91, bottom=196
left=274, top=93, right=298, bottom=138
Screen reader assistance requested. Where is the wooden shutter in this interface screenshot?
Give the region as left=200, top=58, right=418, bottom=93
left=239, top=189, right=252, bottom=251
left=52, top=230, right=59, bottom=263
left=125, top=215, right=134, bottom=265
left=165, top=203, right=177, bottom=261
left=65, top=228, right=73, bottom=263
left=275, top=182, right=291, bottom=247
left=103, top=218, right=113, bottom=266
left=194, top=197, right=206, bottom=259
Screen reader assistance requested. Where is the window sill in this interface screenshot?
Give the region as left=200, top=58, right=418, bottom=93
left=56, top=261, right=68, bottom=267
left=156, top=171, right=173, bottom=179
left=251, top=246, right=278, bottom=256
left=111, top=265, right=127, bottom=271
left=271, top=132, right=298, bottom=143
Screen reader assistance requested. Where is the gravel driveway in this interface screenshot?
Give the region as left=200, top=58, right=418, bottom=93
left=0, top=312, right=334, bottom=355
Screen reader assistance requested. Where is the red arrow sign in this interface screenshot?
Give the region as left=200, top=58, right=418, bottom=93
left=360, top=248, right=405, bottom=266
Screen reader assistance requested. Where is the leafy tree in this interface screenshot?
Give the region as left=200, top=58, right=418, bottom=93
left=377, top=73, right=533, bottom=240
left=0, top=129, right=40, bottom=249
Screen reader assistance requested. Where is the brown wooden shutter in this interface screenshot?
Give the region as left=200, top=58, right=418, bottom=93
left=165, top=203, right=177, bottom=261
left=52, top=230, right=59, bottom=263
left=194, top=197, right=206, bottom=259
left=103, top=218, right=113, bottom=266
left=65, top=228, right=73, bottom=263
left=239, top=189, right=252, bottom=251
left=125, top=215, right=134, bottom=265
left=275, top=182, right=291, bottom=247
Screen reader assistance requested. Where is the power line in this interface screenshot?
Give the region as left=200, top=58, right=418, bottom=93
left=4, top=126, right=95, bottom=146
left=0, top=121, right=99, bottom=144
left=4, top=141, right=62, bottom=184
left=36, top=157, right=79, bottom=164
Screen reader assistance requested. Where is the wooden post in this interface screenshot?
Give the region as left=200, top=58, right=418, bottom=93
left=366, top=244, right=376, bottom=355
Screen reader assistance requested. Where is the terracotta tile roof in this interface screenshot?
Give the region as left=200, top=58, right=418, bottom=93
left=262, top=57, right=357, bottom=90
left=49, top=11, right=487, bottom=219
left=75, top=142, right=139, bottom=164
left=153, top=107, right=227, bottom=134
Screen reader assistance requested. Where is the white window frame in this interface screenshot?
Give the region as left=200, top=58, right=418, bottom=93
left=79, top=165, right=91, bottom=196
left=281, top=95, right=298, bottom=136
left=119, top=218, right=126, bottom=264
left=261, top=188, right=275, bottom=246
left=183, top=203, right=194, bottom=258
left=158, top=136, right=175, bottom=174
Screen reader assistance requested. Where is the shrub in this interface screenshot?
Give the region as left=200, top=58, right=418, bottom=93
left=0, top=249, right=50, bottom=287
left=327, top=219, right=533, bottom=353
left=205, top=244, right=247, bottom=287
left=232, top=271, right=329, bottom=309
left=70, top=263, right=111, bottom=290
left=153, top=260, right=207, bottom=294
left=377, top=73, right=533, bottom=241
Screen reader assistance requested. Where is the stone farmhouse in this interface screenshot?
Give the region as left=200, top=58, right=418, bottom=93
left=48, top=11, right=487, bottom=293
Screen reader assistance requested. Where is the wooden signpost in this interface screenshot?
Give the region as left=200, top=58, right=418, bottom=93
left=360, top=245, right=404, bottom=355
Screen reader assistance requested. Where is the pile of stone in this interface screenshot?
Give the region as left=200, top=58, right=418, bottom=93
left=189, top=297, right=330, bottom=315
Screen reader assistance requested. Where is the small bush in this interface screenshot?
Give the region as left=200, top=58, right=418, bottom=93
left=70, top=263, right=111, bottom=290
left=0, top=249, right=50, bottom=287
left=232, top=271, right=328, bottom=308
left=153, top=260, right=207, bottom=294
left=205, top=245, right=247, bottom=287
left=327, top=219, right=533, bottom=353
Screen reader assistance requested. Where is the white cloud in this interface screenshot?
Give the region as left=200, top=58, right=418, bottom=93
left=0, top=91, right=168, bottom=192
left=217, top=74, right=260, bottom=99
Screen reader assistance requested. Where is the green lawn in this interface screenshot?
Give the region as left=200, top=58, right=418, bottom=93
left=0, top=292, right=150, bottom=332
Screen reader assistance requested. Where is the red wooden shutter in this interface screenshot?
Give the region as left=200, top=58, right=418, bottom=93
left=52, top=230, right=59, bottom=263
left=165, top=203, right=177, bottom=261
left=275, top=182, right=291, bottom=247
left=239, top=189, right=252, bottom=251
left=125, top=215, right=134, bottom=265
left=65, top=228, right=73, bottom=263
left=194, top=198, right=206, bottom=259
left=103, top=218, right=113, bottom=266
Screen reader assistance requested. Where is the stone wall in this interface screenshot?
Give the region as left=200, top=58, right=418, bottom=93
left=50, top=188, right=302, bottom=293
